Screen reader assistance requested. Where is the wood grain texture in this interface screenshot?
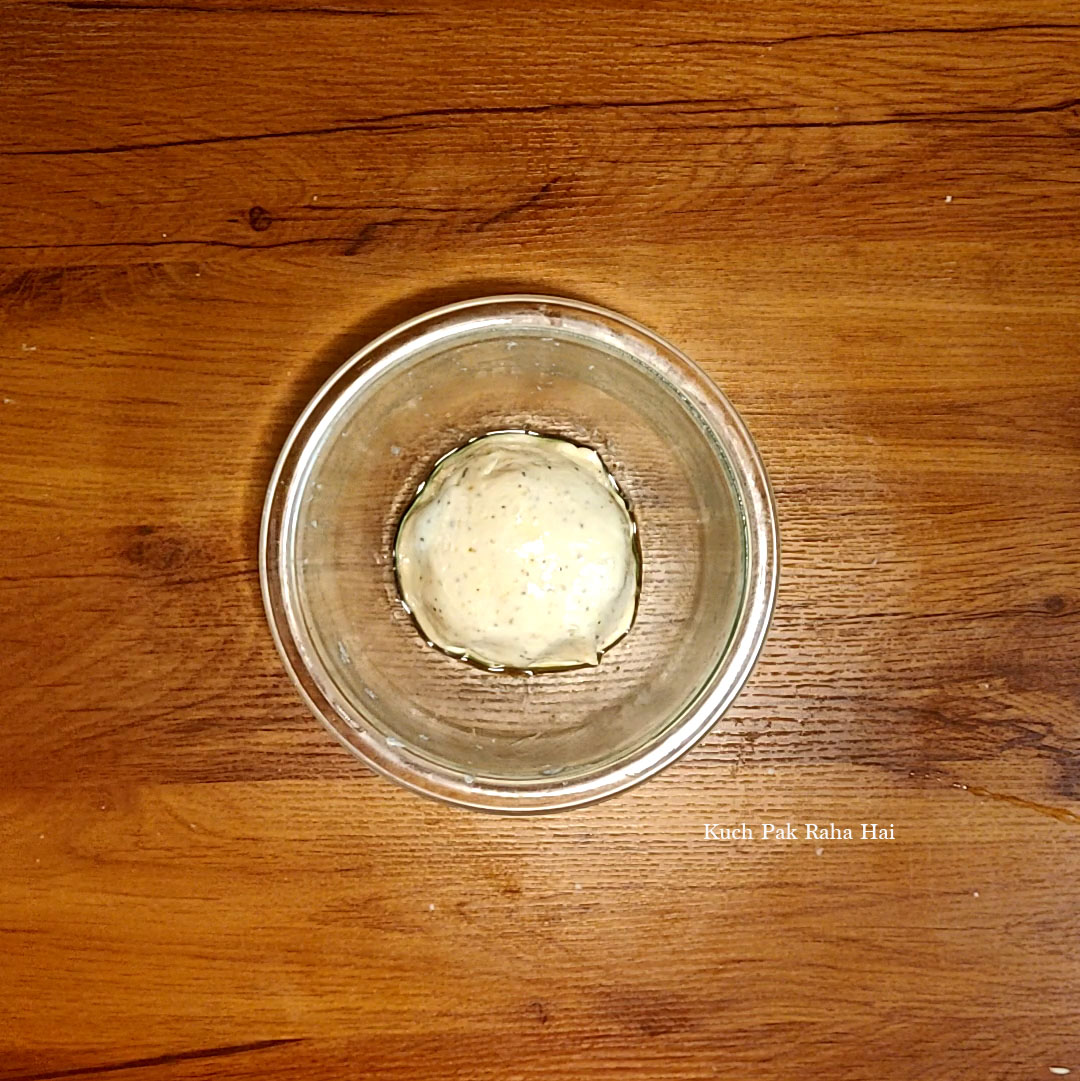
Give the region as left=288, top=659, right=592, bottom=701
left=1, top=0, right=1078, bottom=1078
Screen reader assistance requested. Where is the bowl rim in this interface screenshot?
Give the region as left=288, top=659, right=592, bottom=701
left=260, top=294, right=779, bottom=813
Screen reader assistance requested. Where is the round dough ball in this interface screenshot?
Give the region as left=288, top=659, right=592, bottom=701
left=394, top=432, right=638, bottom=669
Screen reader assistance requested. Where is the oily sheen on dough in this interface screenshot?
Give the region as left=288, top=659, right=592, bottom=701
left=395, top=432, right=638, bottom=669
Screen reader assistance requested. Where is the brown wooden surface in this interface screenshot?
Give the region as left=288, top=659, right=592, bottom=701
left=2, top=2, right=1079, bottom=1078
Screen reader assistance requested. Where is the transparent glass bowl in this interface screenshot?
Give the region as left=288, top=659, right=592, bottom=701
left=260, top=296, right=778, bottom=812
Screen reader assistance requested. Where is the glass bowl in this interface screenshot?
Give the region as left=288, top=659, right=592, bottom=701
left=260, top=296, right=778, bottom=813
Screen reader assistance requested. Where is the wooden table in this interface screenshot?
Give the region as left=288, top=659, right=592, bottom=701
left=3, top=2, right=1078, bottom=1078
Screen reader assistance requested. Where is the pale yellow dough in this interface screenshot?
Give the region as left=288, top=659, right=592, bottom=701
left=395, top=432, right=638, bottom=669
